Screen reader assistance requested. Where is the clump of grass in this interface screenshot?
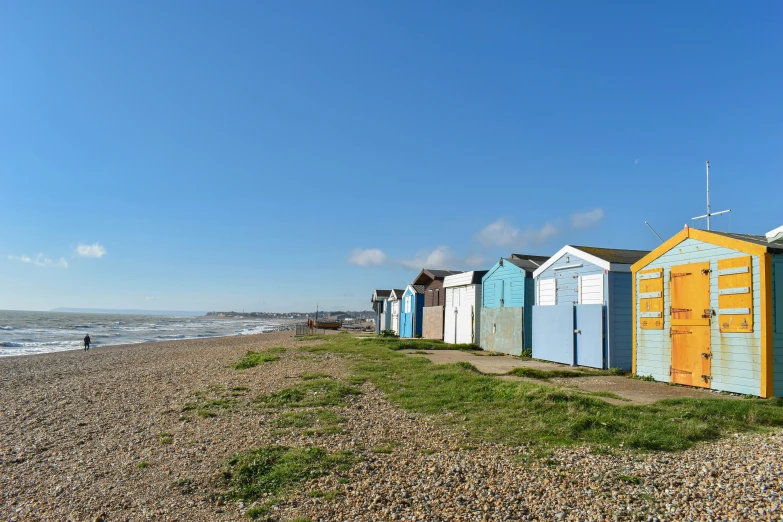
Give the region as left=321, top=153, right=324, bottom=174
left=308, top=489, right=343, bottom=500
left=301, top=372, right=331, bottom=381
left=618, top=474, right=642, bottom=484
left=233, top=350, right=282, bottom=370
left=520, top=348, right=533, bottom=358
left=256, top=379, right=361, bottom=408
left=508, top=367, right=615, bottom=380
left=136, top=461, right=149, bottom=469
left=629, top=374, right=657, bottom=382
left=174, top=477, right=195, bottom=494
left=273, top=409, right=345, bottom=435
left=159, top=432, right=173, bottom=444
left=231, top=386, right=250, bottom=391
left=222, top=446, right=357, bottom=516
left=181, top=396, right=236, bottom=418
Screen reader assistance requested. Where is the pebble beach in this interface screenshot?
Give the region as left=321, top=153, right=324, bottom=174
left=1, top=331, right=782, bottom=521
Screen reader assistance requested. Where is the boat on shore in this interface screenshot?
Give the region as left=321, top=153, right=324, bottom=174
left=313, top=320, right=342, bottom=330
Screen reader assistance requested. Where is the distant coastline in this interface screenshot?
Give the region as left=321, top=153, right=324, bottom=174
left=51, top=307, right=206, bottom=317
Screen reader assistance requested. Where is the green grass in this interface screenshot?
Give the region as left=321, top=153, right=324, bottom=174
left=233, top=350, right=283, bottom=370
left=629, top=374, right=657, bottom=382
left=159, top=431, right=173, bottom=444
left=273, top=409, right=345, bottom=435
left=508, top=366, right=625, bottom=380
left=308, top=489, right=343, bottom=500
left=589, top=391, right=631, bottom=402
left=301, top=372, right=331, bottom=380
left=222, top=445, right=357, bottom=518
left=618, top=474, right=642, bottom=484
left=297, top=334, right=783, bottom=451
left=256, top=379, right=361, bottom=408
left=136, top=461, right=149, bottom=469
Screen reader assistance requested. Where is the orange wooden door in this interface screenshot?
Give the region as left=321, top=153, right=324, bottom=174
left=669, top=262, right=711, bottom=388
left=670, top=325, right=711, bottom=387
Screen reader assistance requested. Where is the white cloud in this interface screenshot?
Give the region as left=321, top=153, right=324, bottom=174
left=8, top=253, right=67, bottom=268
left=400, top=246, right=457, bottom=270
left=570, top=208, right=605, bottom=230
left=348, top=248, right=387, bottom=267
left=475, top=218, right=560, bottom=250
left=76, top=242, right=107, bottom=258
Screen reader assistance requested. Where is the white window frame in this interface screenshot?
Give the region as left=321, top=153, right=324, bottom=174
left=537, top=278, right=556, bottom=306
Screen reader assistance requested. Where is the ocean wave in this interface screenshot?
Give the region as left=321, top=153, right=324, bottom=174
left=156, top=334, right=186, bottom=340
left=0, top=342, right=23, bottom=347
left=69, top=325, right=92, bottom=329
left=0, top=326, right=13, bottom=330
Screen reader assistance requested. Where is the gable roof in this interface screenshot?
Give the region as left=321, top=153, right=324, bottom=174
left=412, top=268, right=463, bottom=285
left=631, top=227, right=783, bottom=271
left=443, top=270, right=489, bottom=287
left=388, top=289, right=406, bottom=300
left=404, top=284, right=426, bottom=295
left=371, top=289, right=391, bottom=302
left=533, top=245, right=651, bottom=278
left=507, top=255, right=548, bottom=273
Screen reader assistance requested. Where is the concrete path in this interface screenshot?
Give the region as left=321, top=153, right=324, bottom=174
left=400, top=349, right=737, bottom=405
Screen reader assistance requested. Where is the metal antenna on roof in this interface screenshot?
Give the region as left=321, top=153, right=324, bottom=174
left=644, top=221, right=664, bottom=243
left=692, top=160, right=731, bottom=231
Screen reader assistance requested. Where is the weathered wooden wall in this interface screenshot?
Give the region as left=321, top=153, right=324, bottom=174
left=424, top=280, right=446, bottom=307
left=479, top=307, right=524, bottom=355
left=422, top=306, right=444, bottom=339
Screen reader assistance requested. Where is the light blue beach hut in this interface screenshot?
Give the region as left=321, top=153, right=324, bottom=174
left=532, top=245, right=649, bottom=370
left=400, top=284, right=425, bottom=338
left=479, top=254, right=549, bottom=354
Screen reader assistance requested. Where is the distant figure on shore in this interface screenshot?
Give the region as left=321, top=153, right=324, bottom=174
left=308, top=318, right=313, bottom=331
left=83, top=334, right=91, bottom=351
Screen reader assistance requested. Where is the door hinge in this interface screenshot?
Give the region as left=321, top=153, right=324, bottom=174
left=671, top=308, right=692, bottom=313
left=701, top=268, right=711, bottom=275
left=701, top=375, right=712, bottom=383
left=701, top=352, right=712, bottom=359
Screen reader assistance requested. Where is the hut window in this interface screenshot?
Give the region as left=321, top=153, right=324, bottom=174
left=717, top=256, right=753, bottom=333
left=405, top=296, right=411, bottom=314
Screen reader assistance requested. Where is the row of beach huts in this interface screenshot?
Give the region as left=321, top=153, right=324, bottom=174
left=371, top=225, right=783, bottom=398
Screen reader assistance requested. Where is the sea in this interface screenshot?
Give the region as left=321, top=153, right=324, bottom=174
left=0, top=310, right=294, bottom=357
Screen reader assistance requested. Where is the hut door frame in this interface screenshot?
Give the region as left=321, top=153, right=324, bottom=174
left=669, top=261, right=712, bottom=388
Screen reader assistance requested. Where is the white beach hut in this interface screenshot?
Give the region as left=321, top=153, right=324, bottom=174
left=443, top=270, right=488, bottom=345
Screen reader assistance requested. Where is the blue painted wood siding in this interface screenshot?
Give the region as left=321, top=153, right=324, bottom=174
left=482, top=261, right=528, bottom=308
left=607, top=272, right=633, bottom=370
left=400, top=288, right=424, bottom=338
left=635, top=238, right=765, bottom=396
left=773, top=254, right=783, bottom=396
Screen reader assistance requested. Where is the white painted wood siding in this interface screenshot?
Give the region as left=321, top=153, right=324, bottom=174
left=444, top=284, right=481, bottom=344
left=578, top=274, right=605, bottom=305
left=537, top=278, right=556, bottom=306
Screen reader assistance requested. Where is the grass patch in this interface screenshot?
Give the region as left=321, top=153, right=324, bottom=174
left=256, top=379, right=361, bottom=408
left=308, top=489, right=343, bottom=500
left=618, top=474, right=642, bottom=484
left=295, top=335, right=783, bottom=451
left=136, top=461, right=149, bottom=469
left=273, top=409, right=345, bottom=435
left=222, top=445, right=357, bottom=516
left=174, top=477, right=195, bottom=494
left=508, top=367, right=625, bottom=380
left=301, top=372, right=331, bottom=381
left=159, top=431, right=173, bottom=444
left=629, top=374, right=657, bottom=382
left=233, top=350, right=282, bottom=370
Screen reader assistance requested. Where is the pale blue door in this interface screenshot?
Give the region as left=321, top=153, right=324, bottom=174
left=532, top=304, right=574, bottom=365
left=574, top=304, right=604, bottom=368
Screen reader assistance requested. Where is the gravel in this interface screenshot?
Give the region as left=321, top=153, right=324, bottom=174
left=1, top=331, right=781, bottom=521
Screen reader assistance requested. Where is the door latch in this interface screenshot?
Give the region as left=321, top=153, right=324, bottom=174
left=701, top=352, right=712, bottom=359
left=701, top=268, right=711, bottom=275
left=701, top=375, right=712, bottom=383
left=574, top=329, right=581, bottom=334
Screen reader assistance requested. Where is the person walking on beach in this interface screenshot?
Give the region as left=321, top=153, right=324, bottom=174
left=83, top=334, right=91, bottom=351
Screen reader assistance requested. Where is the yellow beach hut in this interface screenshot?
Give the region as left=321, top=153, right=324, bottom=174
left=631, top=226, right=783, bottom=397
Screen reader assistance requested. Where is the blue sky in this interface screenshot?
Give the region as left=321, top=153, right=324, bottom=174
left=1, top=2, right=781, bottom=312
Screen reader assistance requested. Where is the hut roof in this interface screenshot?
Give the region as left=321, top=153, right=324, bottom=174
left=569, top=246, right=650, bottom=265
left=413, top=269, right=463, bottom=285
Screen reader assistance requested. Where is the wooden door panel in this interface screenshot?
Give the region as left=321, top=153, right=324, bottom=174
left=671, top=325, right=711, bottom=388
left=670, top=262, right=711, bottom=326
